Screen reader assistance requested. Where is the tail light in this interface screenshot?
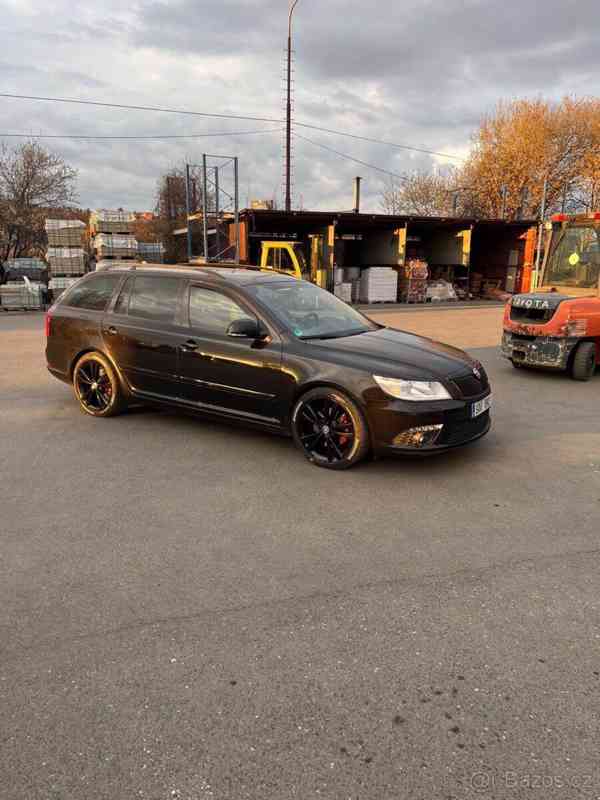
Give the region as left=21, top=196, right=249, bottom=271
left=44, top=311, right=52, bottom=337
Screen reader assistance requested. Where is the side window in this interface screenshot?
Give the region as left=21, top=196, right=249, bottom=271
left=113, top=277, right=133, bottom=315
left=189, top=287, right=254, bottom=335
left=265, top=247, right=276, bottom=268
left=63, top=274, right=121, bottom=311
left=128, top=276, right=181, bottom=322
left=280, top=248, right=294, bottom=273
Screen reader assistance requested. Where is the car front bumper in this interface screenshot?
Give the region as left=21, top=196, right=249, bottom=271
left=367, top=393, right=492, bottom=455
left=501, top=331, right=577, bottom=370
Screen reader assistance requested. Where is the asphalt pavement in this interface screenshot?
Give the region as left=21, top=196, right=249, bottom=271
left=2, top=310, right=600, bottom=800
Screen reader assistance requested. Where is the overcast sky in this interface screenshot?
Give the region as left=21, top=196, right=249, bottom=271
left=1, top=0, right=598, bottom=213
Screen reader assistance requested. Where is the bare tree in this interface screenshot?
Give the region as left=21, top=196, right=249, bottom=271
left=0, top=141, right=78, bottom=260
left=380, top=170, right=460, bottom=216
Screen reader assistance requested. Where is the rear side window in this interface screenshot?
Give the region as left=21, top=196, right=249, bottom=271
left=127, top=276, right=182, bottom=322
left=63, top=274, right=121, bottom=311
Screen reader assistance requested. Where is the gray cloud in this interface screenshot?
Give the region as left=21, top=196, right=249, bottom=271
left=1, top=0, right=598, bottom=213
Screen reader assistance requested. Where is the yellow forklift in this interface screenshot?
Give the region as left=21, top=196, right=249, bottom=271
left=258, top=239, right=328, bottom=287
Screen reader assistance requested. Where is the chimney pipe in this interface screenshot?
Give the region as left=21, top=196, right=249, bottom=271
left=353, top=176, right=362, bottom=214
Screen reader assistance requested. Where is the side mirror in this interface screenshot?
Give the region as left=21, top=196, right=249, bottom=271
left=227, top=318, right=263, bottom=339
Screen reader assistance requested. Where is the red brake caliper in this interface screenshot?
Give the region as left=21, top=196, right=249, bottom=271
left=338, top=412, right=350, bottom=447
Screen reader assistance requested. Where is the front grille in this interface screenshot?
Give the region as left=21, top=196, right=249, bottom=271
left=438, top=410, right=490, bottom=446
left=451, top=364, right=489, bottom=398
left=509, top=306, right=556, bottom=324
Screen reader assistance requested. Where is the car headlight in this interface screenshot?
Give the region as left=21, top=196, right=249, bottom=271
left=373, top=375, right=452, bottom=401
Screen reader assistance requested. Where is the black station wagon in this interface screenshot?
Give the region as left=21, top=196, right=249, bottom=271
left=46, top=265, right=492, bottom=469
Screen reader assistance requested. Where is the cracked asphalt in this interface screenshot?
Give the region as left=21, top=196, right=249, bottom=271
left=2, top=308, right=600, bottom=800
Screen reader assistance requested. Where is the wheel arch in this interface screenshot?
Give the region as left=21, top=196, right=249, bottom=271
left=288, top=379, right=374, bottom=448
left=69, top=348, right=131, bottom=395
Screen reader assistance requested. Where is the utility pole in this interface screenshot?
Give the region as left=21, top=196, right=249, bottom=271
left=285, top=0, right=301, bottom=213
left=184, top=164, right=193, bottom=263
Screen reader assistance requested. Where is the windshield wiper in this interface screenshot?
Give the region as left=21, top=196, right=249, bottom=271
left=299, top=328, right=369, bottom=340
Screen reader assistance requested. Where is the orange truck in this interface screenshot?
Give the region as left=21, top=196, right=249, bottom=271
left=502, top=212, right=600, bottom=380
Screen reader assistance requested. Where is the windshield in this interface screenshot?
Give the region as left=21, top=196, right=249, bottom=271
left=544, top=224, right=600, bottom=289
left=247, top=280, right=378, bottom=339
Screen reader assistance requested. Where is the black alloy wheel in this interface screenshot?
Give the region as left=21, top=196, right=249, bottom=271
left=73, top=352, right=124, bottom=417
left=292, top=388, right=369, bottom=470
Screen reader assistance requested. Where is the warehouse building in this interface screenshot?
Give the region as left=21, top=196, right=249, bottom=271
left=225, top=208, right=537, bottom=302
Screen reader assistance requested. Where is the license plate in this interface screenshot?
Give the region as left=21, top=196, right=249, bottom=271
left=471, top=394, right=492, bottom=418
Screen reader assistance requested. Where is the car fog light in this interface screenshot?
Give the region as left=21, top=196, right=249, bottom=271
left=393, top=424, right=443, bottom=448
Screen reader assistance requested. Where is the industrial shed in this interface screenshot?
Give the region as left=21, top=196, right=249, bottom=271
left=227, top=209, right=537, bottom=301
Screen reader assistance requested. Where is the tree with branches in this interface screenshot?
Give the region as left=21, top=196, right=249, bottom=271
left=459, top=97, right=600, bottom=219
left=0, top=141, right=78, bottom=261
left=380, top=170, right=460, bottom=216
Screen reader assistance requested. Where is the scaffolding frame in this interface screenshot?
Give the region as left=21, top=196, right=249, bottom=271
left=184, top=154, right=239, bottom=264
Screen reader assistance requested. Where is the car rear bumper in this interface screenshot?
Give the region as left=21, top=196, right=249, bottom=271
left=501, top=331, right=577, bottom=369
left=367, top=393, right=492, bottom=455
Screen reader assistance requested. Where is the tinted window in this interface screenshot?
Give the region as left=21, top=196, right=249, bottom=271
left=189, top=287, right=253, bottom=335
left=128, top=276, right=181, bottom=322
left=114, top=276, right=133, bottom=315
left=63, top=274, right=121, bottom=311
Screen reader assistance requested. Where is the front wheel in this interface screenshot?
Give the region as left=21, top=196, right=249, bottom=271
left=570, top=342, right=596, bottom=382
left=73, top=352, right=125, bottom=417
left=291, top=388, right=370, bottom=470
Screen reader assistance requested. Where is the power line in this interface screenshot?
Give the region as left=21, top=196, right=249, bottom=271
left=0, top=92, right=281, bottom=124
left=296, top=123, right=463, bottom=161
left=295, top=133, right=409, bottom=182
left=0, top=92, right=465, bottom=161
left=0, top=128, right=283, bottom=141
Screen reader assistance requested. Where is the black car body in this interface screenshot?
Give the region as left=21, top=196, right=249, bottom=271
left=46, top=266, right=492, bottom=468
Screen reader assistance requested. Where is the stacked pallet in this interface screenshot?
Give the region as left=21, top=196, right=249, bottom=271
left=46, top=248, right=86, bottom=275
left=45, top=219, right=86, bottom=247
left=0, top=276, right=45, bottom=310
left=94, top=234, right=137, bottom=260
left=138, top=241, right=165, bottom=263
left=45, top=219, right=86, bottom=295
left=89, top=210, right=135, bottom=235
left=4, top=257, right=47, bottom=282
left=48, top=277, right=78, bottom=297
left=90, top=210, right=137, bottom=263
left=398, top=259, right=429, bottom=303
left=334, top=283, right=353, bottom=303
left=359, top=267, right=398, bottom=303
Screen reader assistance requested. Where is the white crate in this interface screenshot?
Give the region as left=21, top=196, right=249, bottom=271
left=343, top=267, right=361, bottom=282
left=359, top=268, right=398, bottom=303
left=0, top=279, right=44, bottom=310
left=334, top=283, right=353, bottom=303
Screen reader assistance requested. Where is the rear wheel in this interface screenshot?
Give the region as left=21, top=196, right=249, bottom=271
left=570, top=341, right=596, bottom=381
left=291, top=388, right=369, bottom=470
left=73, top=352, right=125, bottom=417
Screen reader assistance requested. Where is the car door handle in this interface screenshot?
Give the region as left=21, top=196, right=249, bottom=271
left=181, top=339, right=199, bottom=351
left=104, top=326, right=118, bottom=336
